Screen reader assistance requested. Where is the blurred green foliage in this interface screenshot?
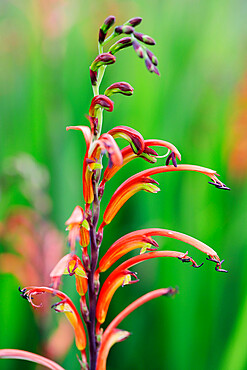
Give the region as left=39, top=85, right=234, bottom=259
left=1, top=0, right=247, bottom=369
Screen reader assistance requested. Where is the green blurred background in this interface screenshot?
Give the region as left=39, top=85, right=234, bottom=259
left=1, top=0, right=247, bottom=369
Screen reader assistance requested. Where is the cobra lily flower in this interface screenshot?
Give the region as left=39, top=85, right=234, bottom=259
left=100, top=139, right=181, bottom=187
left=96, top=250, right=197, bottom=325
left=50, top=253, right=88, bottom=296
left=67, top=126, right=122, bottom=205
left=0, top=349, right=65, bottom=370
left=65, top=205, right=90, bottom=251
left=97, top=227, right=223, bottom=273
left=18, top=286, right=87, bottom=354
left=96, top=288, right=177, bottom=370
left=99, top=164, right=230, bottom=230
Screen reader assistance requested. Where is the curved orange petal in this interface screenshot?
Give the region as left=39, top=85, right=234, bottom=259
left=98, top=236, right=158, bottom=272
left=98, top=227, right=219, bottom=273
left=95, top=329, right=131, bottom=370
left=96, top=251, right=189, bottom=324
left=96, top=271, right=139, bottom=324
left=0, top=349, right=65, bottom=370
left=100, top=165, right=229, bottom=229
left=100, top=139, right=181, bottom=186
left=20, top=286, right=87, bottom=351
left=96, top=288, right=177, bottom=370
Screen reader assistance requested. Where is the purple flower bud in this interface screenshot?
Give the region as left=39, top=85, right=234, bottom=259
left=132, top=39, right=144, bottom=58
left=109, top=37, right=132, bottom=55
left=134, top=32, right=156, bottom=45
left=126, top=17, right=142, bottom=27
left=99, top=15, right=116, bottom=43
left=115, top=25, right=134, bottom=35
left=89, top=68, right=97, bottom=85
left=90, top=53, right=116, bottom=72
left=146, top=49, right=158, bottom=66
left=145, top=57, right=153, bottom=72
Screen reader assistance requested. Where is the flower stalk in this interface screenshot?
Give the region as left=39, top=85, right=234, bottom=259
left=1, top=14, right=230, bottom=370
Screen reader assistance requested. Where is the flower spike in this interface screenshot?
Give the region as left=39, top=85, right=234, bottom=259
left=19, top=287, right=87, bottom=351
left=97, top=288, right=177, bottom=370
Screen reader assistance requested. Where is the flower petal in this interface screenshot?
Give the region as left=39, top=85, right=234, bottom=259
left=0, top=349, right=65, bottom=370
left=96, top=288, right=177, bottom=370
left=108, top=125, right=145, bottom=155
left=20, top=286, right=87, bottom=351
left=99, top=165, right=229, bottom=229
left=100, top=139, right=181, bottom=187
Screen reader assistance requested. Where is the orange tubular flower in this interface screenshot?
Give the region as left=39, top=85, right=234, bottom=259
left=96, top=270, right=139, bottom=324
left=99, top=164, right=230, bottom=229
left=96, top=250, right=194, bottom=325
left=100, top=138, right=181, bottom=187
left=50, top=254, right=88, bottom=296
left=96, top=288, right=177, bottom=370
left=98, top=227, right=220, bottom=273
left=0, top=349, right=65, bottom=370
left=19, top=286, right=87, bottom=352
left=66, top=126, right=94, bottom=205
left=95, top=329, right=131, bottom=370
left=67, top=126, right=123, bottom=205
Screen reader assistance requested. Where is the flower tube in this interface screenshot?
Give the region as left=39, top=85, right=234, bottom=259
left=100, top=165, right=230, bottom=229
left=19, top=286, right=87, bottom=352
left=100, top=139, right=181, bottom=186
left=98, top=227, right=221, bottom=273
left=96, top=288, right=177, bottom=370
left=0, top=349, right=65, bottom=370
left=96, top=251, right=194, bottom=325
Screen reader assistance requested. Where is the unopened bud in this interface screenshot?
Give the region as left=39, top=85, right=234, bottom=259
left=115, top=25, right=134, bottom=35
left=126, top=17, right=142, bottom=27
left=90, top=53, right=116, bottom=72
left=146, top=49, right=158, bottom=66
left=89, top=68, right=97, bottom=85
left=105, top=82, right=134, bottom=97
left=132, top=39, right=144, bottom=58
left=109, top=37, right=132, bottom=55
left=144, top=57, right=160, bottom=76
left=89, top=95, right=114, bottom=117
left=134, top=32, right=156, bottom=45
left=99, top=16, right=116, bottom=43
